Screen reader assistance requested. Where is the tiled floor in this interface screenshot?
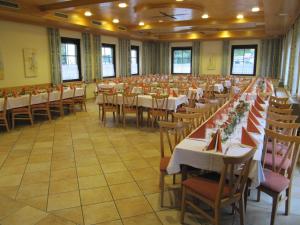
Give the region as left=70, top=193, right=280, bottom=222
left=0, top=101, right=299, bottom=225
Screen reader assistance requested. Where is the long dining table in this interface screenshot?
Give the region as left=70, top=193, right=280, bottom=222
left=167, top=78, right=273, bottom=188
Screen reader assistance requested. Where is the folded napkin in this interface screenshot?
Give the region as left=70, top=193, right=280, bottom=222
left=247, top=117, right=261, bottom=134
left=193, top=123, right=206, bottom=139
left=192, top=83, right=197, bottom=89
left=241, top=127, right=257, bottom=147
left=251, top=106, right=263, bottom=118
left=254, top=100, right=264, bottom=111
left=249, top=111, right=261, bottom=126
left=172, top=90, right=178, bottom=97
left=207, top=129, right=222, bottom=153
left=256, top=95, right=265, bottom=104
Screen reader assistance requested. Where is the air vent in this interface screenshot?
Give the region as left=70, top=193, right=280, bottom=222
left=118, top=26, right=127, bottom=31
left=54, top=12, right=68, bottom=19
left=0, top=0, right=19, bottom=9
left=92, top=20, right=102, bottom=26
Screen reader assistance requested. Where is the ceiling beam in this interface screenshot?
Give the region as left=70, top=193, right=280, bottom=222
left=39, top=0, right=119, bottom=11
left=134, top=2, right=204, bottom=13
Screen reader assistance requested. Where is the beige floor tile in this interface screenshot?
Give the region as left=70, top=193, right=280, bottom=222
left=130, top=167, right=158, bottom=181
left=82, top=202, right=120, bottom=225
left=122, top=213, right=162, bottom=225
left=110, top=182, right=142, bottom=200
left=0, top=195, right=25, bottom=220
left=47, top=191, right=81, bottom=212
left=0, top=174, right=23, bottom=187
left=0, top=185, right=19, bottom=199
left=123, top=159, right=150, bottom=171
left=16, top=182, right=49, bottom=200
left=80, top=187, right=113, bottom=205
left=105, top=171, right=134, bottom=185
left=26, top=162, right=51, bottom=173
left=49, top=178, right=78, bottom=194
left=51, top=160, right=75, bottom=171
left=101, top=162, right=128, bottom=174
left=19, top=195, right=48, bottom=211
left=0, top=206, right=48, bottom=225
left=50, top=167, right=77, bottom=181
left=51, top=206, right=84, bottom=225
left=35, top=214, right=76, bottom=225
left=95, top=220, right=123, bottom=225
left=156, top=209, right=181, bottom=225
left=115, top=196, right=153, bottom=218
left=22, top=170, right=50, bottom=185
left=78, top=175, right=107, bottom=189
left=77, top=165, right=102, bottom=177
left=137, top=178, right=160, bottom=194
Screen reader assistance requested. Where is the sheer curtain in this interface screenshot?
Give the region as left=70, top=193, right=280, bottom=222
left=221, top=40, right=229, bottom=76
left=47, top=27, right=62, bottom=85
left=119, top=38, right=131, bottom=77
left=159, top=42, right=170, bottom=75
left=142, top=41, right=160, bottom=75
left=93, top=34, right=102, bottom=79
left=192, top=41, right=201, bottom=76
left=82, top=32, right=92, bottom=82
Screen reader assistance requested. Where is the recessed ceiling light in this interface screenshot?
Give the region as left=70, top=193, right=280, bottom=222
left=139, top=21, right=145, bottom=26
left=112, top=18, right=119, bottom=23
left=202, top=14, right=209, bottom=19
left=158, top=20, right=163, bottom=23
left=176, top=0, right=184, bottom=2
left=251, top=7, right=260, bottom=12
left=279, top=13, right=288, bottom=16
left=118, top=2, right=127, bottom=8
left=84, top=11, right=92, bottom=17
left=236, top=14, right=244, bottom=19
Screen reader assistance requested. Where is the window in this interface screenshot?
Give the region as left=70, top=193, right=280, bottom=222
left=61, top=37, right=81, bottom=81
left=131, top=46, right=139, bottom=75
left=171, top=47, right=192, bottom=74
left=102, top=44, right=116, bottom=78
left=230, top=45, right=257, bottom=76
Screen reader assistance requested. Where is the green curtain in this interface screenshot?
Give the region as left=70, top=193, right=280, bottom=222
left=260, top=38, right=282, bottom=78
left=82, top=32, right=92, bottom=82
left=47, top=27, right=62, bottom=85
left=142, top=41, right=160, bottom=74
left=159, top=42, right=170, bottom=74
left=119, top=39, right=131, bottom=76
left=221, top=40, right=229, bottom=76
left=192, top=41, right=200, bottom=76
left=93, top=34, right=102, bottom=79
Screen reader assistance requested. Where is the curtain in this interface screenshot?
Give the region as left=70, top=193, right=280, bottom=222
left=47, top=27, right=62, bottom=85
left=119, top=39, right=131, bottom=76
left=192, top=41, right=201, bottom=76
left=159, top=42, right=170, bottom=74
left=93, top=34, right=102, bottom=79
left=82, top=32, right=92, bottom=82
left=142, top=41, right=160, bottom=74
left=221, top=40, right=229, bottom=76
left=260, top=38, right=282, bottom=78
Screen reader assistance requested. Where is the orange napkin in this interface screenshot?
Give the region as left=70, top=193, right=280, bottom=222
left=207, top=129, right=222, bottom=152
left=241, top=127, right=257, bottom=147
left=247, top=117, right=261, bottom=134
left=12, top=90, right=19, bottom=97
left=172, top=90, right=178, bottom=97
left=191, top=123, right=206, bottom=139
left=254, top=100, right=264, bottom=111
left=192, top=83, right=197, bottom=89
left=256, top=95, right=265, bottom=104
left=249, top=111, right=260, bottom=126
left=251, top=106, right=263, bottom=118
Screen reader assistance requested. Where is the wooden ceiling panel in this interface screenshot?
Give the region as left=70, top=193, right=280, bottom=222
left=0, top=0, right=299, bottom=40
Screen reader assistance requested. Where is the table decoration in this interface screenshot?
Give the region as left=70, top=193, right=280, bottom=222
left=241, top=127, right=257, bottom=147
left=247, top=117, right=261, bottom=134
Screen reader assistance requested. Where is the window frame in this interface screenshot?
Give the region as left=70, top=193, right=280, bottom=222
left=61, top=37, right=82, bottom=82
left=230, top=44, right=258, bottom=76
left=171, top=47, right=192, bottom=75
left=131, top=45, right=139, bottom=76
left=101, top=43, right=116, bottom=78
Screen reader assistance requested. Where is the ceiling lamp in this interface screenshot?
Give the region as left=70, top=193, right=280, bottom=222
left=176, top=0, right=184, bottom=2
left=158, top=20, right=163, bottom=23
left=236, top=14, right=244, bottom=19
left=118, top=2, right=127, bottom=8
left=112, top=18, right=119, bottom=23
left=84, top=11, right=92, bottom=17
left=202, top=14, right=209, bottom=19
left=139, top=21, right=145, bottom=26
left=251, top=7, right=260, bottom=12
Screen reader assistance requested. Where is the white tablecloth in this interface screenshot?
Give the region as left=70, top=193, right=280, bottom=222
left=214, top=84, right=224, bottom=93
left=97, top=83, right=124, bottom=91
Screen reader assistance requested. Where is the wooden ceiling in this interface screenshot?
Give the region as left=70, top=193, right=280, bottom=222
left=0, top=0, right=299, bottom=41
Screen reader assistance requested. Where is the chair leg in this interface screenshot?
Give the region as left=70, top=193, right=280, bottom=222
left=123, top=112, right=125, bottom=128
left=84, top=102, right=87, bottom=112
left=5, top=118, right=9, bottom=131
left=29, top=113, right=33, bottom=125
left=160, top=173, right=165, bottom=207
left=285, top=188, right=291, bottom=216
left=239, top=197, right=245, bottom=225
left=257, top=189, right=261, bottom=202
left=12, top=115, right=15, bottom=129
left=47, top=109, right=52, bottom=121
left=270, top=195, right=279, bottom=225
left=214, top=208, right=220, bottom=225
left=180, top=187, right=186, bottom=224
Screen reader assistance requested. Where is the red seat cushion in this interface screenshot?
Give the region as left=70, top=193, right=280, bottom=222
left=266, top=141, right=289, bottom=155
left=264, top=153, right=291, bottom=170
left=182, top=177, right=230, bottom=201
left=160, top=157, right=170, bottom=172
left=261, top=169, right=290, bottom=193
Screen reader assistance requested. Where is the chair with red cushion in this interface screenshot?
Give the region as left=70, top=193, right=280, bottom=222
left=12, top=92, right=33, bottom=128
left=181, top=148, right=256, bottom=225
left=0, top=95, right=9, bottom=131
left=158, top=121, right=184, bottom=207
left=257, top=129, right=300, bottom=225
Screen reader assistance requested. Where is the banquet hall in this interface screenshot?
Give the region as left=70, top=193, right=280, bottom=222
left=0, top=0, right=300, bottom=225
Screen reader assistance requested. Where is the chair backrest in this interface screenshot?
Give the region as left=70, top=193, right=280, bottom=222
left=27, top=92, right=32, bottom=110
left=122, top=93, right=138, bottom=109
left=268, top=106, right=293, bottom=115
left=158, top=121, right=185, bottom=158
left=103, top=92, right=118, bottom=108
left=267, top=112, right=298, bottom=123
left=269, top=96, right=289, bottom=104
left=263, top=129, right=300, bottom=179
left=2, top=95, right=8, bottom=115
left=151, top=95, right=169, bottom=111
left=216, top=148, right=256, bottom=206
left=173, top=112, right=203, bottom=136
left=185, top=105, right=212, bottom=121
left=266, top=119, right=300, bottom=136
left=269, top=101, right=292, bottom=109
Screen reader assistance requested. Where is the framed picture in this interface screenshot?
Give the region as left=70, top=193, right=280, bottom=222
left=207, top=54, right=216, bottom=70
left=23, top=48, right=38, bottom=78
left=0, top=49, right=4, bottom=80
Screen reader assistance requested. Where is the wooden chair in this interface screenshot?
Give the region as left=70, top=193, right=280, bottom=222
left=214, top=93, right=229, bottom=105
left=257, top=129, right=300, bottom=225
left=12, top=93, right=33, bottom=128
left=268, top=106, right=293, bottom=115
left=267, top=112, right=298, bottom=123
left=122, top=93, right=139, bottom=128
left=269, top=101, right=292, bottom=109
left=0, top=95, right=9, bottom=131
left=97, top=87, right=113, bottom=120
left=186, top=104, right=213, bottom=120
left=49, top=86, right=64, bottom=117
left=173, top=112, right=203, bottom=137
left=158, top=121, right=185, bottom=207
left=62, top=87, right=76, bottom=113
left=181, top=148, right=256, bottom=225
left=31, top=90, right=51, bottom=121
left=102, top=92, right=119, bottom=126
left=74, top=84, right=87, bottom=112
left=269, top=96, right=289, bottom=104
left=148, top=95, right=169, bottom=127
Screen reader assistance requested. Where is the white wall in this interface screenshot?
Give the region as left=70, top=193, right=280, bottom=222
left=201, top=41, right=223, bottom=75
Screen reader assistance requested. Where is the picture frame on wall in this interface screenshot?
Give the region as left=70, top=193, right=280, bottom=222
left=0, top=49, right=4, bottom=80
left=23, top=48, right=38, bottom=78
